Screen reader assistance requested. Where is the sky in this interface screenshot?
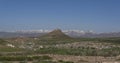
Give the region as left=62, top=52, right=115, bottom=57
left=0, top=0, right=120, bottom=33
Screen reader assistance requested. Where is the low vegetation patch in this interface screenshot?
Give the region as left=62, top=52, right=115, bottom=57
left=35, top=47, right=120, bottom=57
left=0, top=55, right=52, bottom=61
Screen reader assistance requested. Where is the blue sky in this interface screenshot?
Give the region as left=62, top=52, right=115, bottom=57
left=0, top=0, right=120, bottom=32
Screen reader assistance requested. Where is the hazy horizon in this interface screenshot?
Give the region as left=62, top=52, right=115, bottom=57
left=0, top=0, right=120, bottom=33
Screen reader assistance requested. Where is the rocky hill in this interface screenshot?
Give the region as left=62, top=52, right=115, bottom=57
left=40, top=29, right=72, bottom=39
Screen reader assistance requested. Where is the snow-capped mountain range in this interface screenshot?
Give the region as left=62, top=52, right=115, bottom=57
left=0, top=29, right=120, bottom=38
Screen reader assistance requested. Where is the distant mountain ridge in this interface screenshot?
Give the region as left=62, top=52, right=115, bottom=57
left=0, top=30, right=120, bottom=38
left=0, top=31, right=46, bottom=38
